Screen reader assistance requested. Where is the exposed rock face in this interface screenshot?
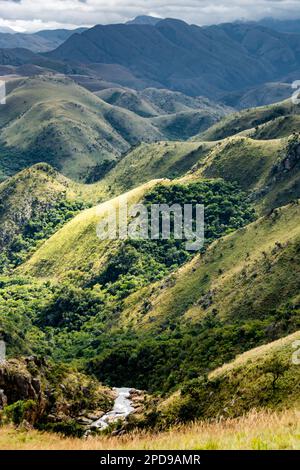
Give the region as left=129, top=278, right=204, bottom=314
left=0, top=356, right=114, bottom=433
left=272, top=139, right=300, bottom=179
left=0, top=358, right=43, bottom=404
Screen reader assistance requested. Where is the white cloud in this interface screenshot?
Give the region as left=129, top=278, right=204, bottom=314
left=0, top=0, right=299, bottom=32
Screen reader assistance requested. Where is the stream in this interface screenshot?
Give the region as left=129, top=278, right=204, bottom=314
left=90, top=387, right=134, bottom=431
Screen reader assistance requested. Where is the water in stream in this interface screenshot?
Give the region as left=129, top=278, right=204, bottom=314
left=91, top=387, right=134, bottom=431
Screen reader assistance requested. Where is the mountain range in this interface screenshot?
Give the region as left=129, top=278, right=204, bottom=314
left=0, top=27, right=87, bottom=53
left=0, top=18, right=299, bottom=110
left=44, top=19, right=300, bottom=98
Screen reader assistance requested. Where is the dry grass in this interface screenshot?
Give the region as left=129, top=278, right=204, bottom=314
left=0, top=408, right=299, bottom=450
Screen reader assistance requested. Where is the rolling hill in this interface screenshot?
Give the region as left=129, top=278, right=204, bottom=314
left=0, top=75, right=229, bottom=181
left=195, top=99, right=299, bottom=142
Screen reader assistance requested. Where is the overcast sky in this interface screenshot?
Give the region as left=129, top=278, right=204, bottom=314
left=0, top=0, right=300, bottom=32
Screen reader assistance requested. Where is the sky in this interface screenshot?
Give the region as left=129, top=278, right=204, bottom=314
left=0, top=0, right=300, bottom=32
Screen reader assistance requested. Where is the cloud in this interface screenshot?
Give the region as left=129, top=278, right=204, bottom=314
left=0, top=0, right=299, bottom=32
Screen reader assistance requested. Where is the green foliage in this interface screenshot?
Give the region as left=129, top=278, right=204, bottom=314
left=3, top=400, right=37, bottom=425
left=0, top=199, right=87, bottom=273
left=93, top=180, right=255, bottom=299
left=38, top=419, right=85, bottom=437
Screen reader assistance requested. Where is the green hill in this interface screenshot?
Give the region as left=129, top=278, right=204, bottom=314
left=96, top=87, right=230, bottom=121
left=159, top=330, right=300, bottom=424
left=0, top=75, right=229, bottom=182
left=196, top=99, right=299, bottom=142
left=188, top=135, right=300, bottom=214
left=83, top=141, right=215, bottom=202
left=0, top=75, right=166, bottom=181
left=0, top=164, right=87, bottom=272
left=84, top=199, right=300, bottom=391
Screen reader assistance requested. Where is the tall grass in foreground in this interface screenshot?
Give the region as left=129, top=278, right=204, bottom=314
left=0, top=408, right=299, bottom=450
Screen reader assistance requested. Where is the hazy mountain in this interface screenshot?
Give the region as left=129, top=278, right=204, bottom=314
left=0, top=27, right=87, bottom=53
left=126, top=15, right=162, bottom=26
left=221, top=81, right=293, bottom=109
left=256, top=18, right=300, bottom=34
left=0, top=26, right=15, bottom=34
left=47, top=19, right=300, bottom=98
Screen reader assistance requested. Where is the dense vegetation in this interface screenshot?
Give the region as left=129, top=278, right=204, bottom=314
left=0, top=198, right=87, bottom=273
left=0, top=66, right=300, bottom=440
left=0, top=179, right=256, bottom=393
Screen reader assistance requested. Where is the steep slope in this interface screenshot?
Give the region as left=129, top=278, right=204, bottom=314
left=159, top=330, right=300, bottom=423
left=2, top=169, right=299, bottom=393
left=95, top=88, right=160, bottom=117
left=117, top=200, right=300, bottom=332
left=0, top=164, right=76, bottom=248
left=0, top=75, right=164, bottom=181
left=96, top=87, right=229, bottom=139
left=195, top=99, right=299, bottom=141
left=77, top=141, right=216, bottom=203
left=83, top=199, right=300, bottom=391
left=0, top=357, right=113, bottom=435
left=0, top=163, right=87, bottom=272
left=97, top=87, right=230, bottom=118
left=19, top=180, right=161, bottom=279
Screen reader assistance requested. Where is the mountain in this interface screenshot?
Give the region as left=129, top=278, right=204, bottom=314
left=256, top=18, right=300, bottom=34
left=96, top=87, right=230, bottom=118
left=0, top=163, right=77, bottom=253
left=0, top=28, right=87, bottom=53
left=0, top=75, right=229, bottom=181
left=0, top=26, right=15, bottom=34
left=0, top=75, right=161, bottom=180
left=221, top=81, right=293, bottom=109
left=195, top=98, right=299, bottom=141
left=126, top=15, right=162, bottom=26
left=47, top=19, right=300, bottom=98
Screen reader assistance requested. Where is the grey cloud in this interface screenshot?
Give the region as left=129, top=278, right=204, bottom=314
left=0, top=0, right=300, bottom=32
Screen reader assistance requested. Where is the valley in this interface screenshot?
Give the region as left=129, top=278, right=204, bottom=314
left=0, top=14, right=299, bottom=451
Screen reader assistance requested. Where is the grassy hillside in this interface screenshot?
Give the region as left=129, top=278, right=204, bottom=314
left=159, top=330, right=300, bottom=423
left=0, top=75, right=166, bottom=181
left=83, top=141, right=216, bottom=201
left=82, top=200, right=300, bottom=391
left=188, top=135, right=300, bottom=214
left=95, top=88, right=159, bottom=117
left=119, top=200, right=300, bottom=332
left=1, top=77, right=300, bottom=440
left=19, top=180, right=160, bottom=279
left=0, top=75, right=229, bottom=182
left=196, top=99, right=299, bottom=142
left=96, top=87, right=230, bottom=119
left=0, top=164, right=87, bottom=272
left=8, top=170, right=297, bottom=394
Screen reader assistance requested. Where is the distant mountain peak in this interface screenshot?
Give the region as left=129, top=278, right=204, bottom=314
left=126, top=15, right=162, bottom=26
left=0, top=26, right=16, bottom=34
